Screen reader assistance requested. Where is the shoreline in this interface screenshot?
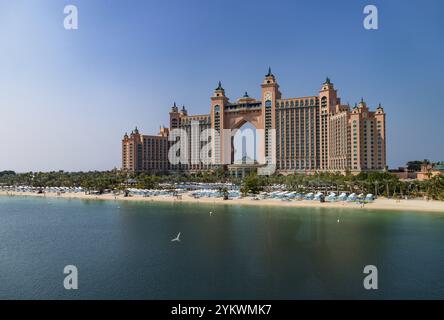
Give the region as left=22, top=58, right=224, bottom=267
left=1, top=191, right=444, bottom=213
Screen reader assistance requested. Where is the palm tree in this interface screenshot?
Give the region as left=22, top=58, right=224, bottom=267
left=383, top=178, right=390, bottom=198
left=421, top=159, right=433, bottom=180
left=373, top=180, right=379, bottom=197
left=222, top=187, right=229, bottom=200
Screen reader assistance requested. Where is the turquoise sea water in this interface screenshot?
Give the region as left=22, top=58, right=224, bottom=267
left=0, top=196, right=443, bottom=299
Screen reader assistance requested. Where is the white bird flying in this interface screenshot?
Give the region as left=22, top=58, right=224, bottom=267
left=171, top=232, right=181, bottom=242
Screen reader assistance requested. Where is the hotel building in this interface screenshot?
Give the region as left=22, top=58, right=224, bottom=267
left=122, top=69, right=386, bottom=175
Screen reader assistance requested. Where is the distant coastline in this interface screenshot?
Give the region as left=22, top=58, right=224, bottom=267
left=1, top=191, right=444, bottom=213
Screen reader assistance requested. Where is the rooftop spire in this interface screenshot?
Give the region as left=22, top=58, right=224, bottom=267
left=266, top=67, right=272, bottom=77
left=215, top=81, right=224, bottom=91
left=243, top=91, right=249, bottom=98
left=325, top=77, right=331, bottom=84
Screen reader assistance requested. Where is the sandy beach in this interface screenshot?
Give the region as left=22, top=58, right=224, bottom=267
left=1, top=190, right=443, bottom=213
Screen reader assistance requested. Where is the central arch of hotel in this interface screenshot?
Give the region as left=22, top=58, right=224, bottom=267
left=210, top=71, right=279, bottom=176
left=222, top=108, right=267, bottom=177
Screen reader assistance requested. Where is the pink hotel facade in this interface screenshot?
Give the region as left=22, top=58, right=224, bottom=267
left=122, top=69, right=386, bottom=175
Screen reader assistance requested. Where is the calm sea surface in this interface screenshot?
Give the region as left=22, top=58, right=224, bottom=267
left=0, top=196, right=443, bottom=299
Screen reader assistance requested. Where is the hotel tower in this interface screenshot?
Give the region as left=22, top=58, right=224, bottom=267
left=122, top=69, right=386, bottom=176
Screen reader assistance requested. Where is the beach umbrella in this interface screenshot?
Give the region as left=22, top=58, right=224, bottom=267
left=338, top=193, right=347, bottom=201
left=347, top=193, right=357, bottom=201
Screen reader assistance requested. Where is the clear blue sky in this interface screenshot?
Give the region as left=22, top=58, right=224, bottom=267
left=0, top=0, right=443, bottom=172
